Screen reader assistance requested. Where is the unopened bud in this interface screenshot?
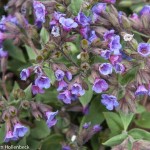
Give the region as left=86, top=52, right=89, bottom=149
left=69, top=66, right=79, bottom=75
left=81, top=39, right=89, bottom=49
left=45, top=42, right=56, bottom=51
left=36, top=55, right=44, bottom=63
left=56, top=4, right=66, bottom=13
left=2, top=110, right=10, bottom=121
left=81, top=63, right=90, bottom=71
left=9, top=106, right=17, bottom=116
left=32, top=110, right=42, bottom=120
left=141, top=15, right=149, bottom=29
left=80, top=52, right=89, bottom=61
left=64, top=0, right=71, bottom=6
left=21, top=100, right=30, bottom=109
left=121, top=15, right=131, bottom=29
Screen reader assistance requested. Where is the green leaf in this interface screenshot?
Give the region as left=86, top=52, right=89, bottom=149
left=103, top=112, right=124, bottom=135
left=41, top=134, right=63, bottom=150
left=103, top=133, right=128, bottom=147
left=43, top=67, right=56, bottom=85
left=65, top=42, right=79, bottom=54
left=79, top=84, right=93, bottom=107
left=30, top=120, right=50, bottom=139
left=135, top=112, right=150, bottom=129
left=27, top=138, right=41, bottom=150
left=119, top=111, right=134, bottom=131
left=118, top=67, right=137, bottom=85
left=129, top=128, right=150, bottom=141
left=40, top=27, right=50, bottom=45
left=69, top=0, right=84, bottom=15
left=3, top=40, right=26, bottom=63
left=24, top=84, right=32, bottom=100
left=25, top=45, right=37, bottom=60
left=0, top=124, right=5, bottom=144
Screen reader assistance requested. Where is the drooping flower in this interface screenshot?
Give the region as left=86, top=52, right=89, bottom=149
left=20, top=68, right=30, bottom=81
left=129, top=13, right=140, bottom=21
left=62, top=146, right=71, bottom=150
left=109, top=54, right=122, bottom=65
left=55, top=69, right=65, bottom=81
left=46, top=111, right=58, bottom=128
left=0, top=48, right=8, bottom=58
left=35, top=75, right=51, bottom=89
left=80, top=26, right=90, bottom=39
left=100, top=50, right=111, bottom=60
left=75, top=12, right=90, bottom=27
left=59, top=17, right=78, bottom=31
left=99, top=63, right=113, bottom=75
left=33, top=1, right=46, bottom=27
left=58, top=90, right=72, bottom=104
left=57, top=80, right=68, bottom=91
left=92, top=78, right=108, bottom=93
left=135, top=85, right=148, bottom=96
left=4, top=130, right=18, bottom=143
left=103, top=30, right=115, bottom=41
left=65, top=71, right=72, bottom=81
left=101, top=94, right=119, bottom=110
left=92, top=3, right=106, bottom=15
left=88, top=30, right=98, bottom=43
left=32, top=85, right=45, bottom=95
left=102, top=0, right=116, bottom=4
left=139, top=5, right=150, bottom=17
left=83, top=122, right=91, bottom=129
left=71, top=83, right=85, bottom=96
left=137, top=43, right=150, bottom=57
left=113, top=63, right=125, bottom=74
left=109, top=35, right=122, bottom=54
left=93, top=124, right=102, bottom=132
left=13, top=123, right=28, bottom=138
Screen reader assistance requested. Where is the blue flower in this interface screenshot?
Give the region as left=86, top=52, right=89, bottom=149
left=57, top=80, right=68, bottom=91
left=20, top=68, right=30, bottom=81
left=0, top=48, right=8, bottom=58
left=59, top=17, right=78, bottom=31
left=83, top=122, right=91, bottom=129
left=35, top=75, right=51, bottom=89
left=113, top=63, right=125, bottom=74
left=13, top=123, right=28, bottom=138
left=100, top=50, right=111, bottom=60
left=135, top=85, right=148, bottom=96
left=88, top=30, right=98, bottom=43
left=65, top=71, right=72, bottom=81
left=101, top=94, right=119, bottom=110
left=137, top=43, right=150, bottom=57
left=55, top=69, right=65, bottom=81
left=103, top=0, right=116, bottom=4
left=92, top=78, right=108, bottom=93
left=139, top=5, right=150, bottom=17
left=46, top=111, right=58, bottom=128
left=75, top=12, right=90, bottom=27
left=99, top=63, right=113, bottom=75
left=71, top=83, right=85, bottom=96
left=103, top=30, right=115, bottom=41
left=32, top=85, right=45, bottom=95
left=92, top=3, right=106, bottom=15
left=109, top=35, right=122, bottom=55
left=58, top=90, right=72, bottom=104
left=93, top=124, right=102, bottom=132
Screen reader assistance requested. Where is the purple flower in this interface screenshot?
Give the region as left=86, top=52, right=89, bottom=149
left=103, top=30, right=115, bottom=41
left=65, top=71, right=72, bottom=81
left=135, top=85, right=148, bottom=96
left=92, top=78, right=108, bottom=93
left=33, top=1, right=46, bottom=27
left=83, top=122, right=91, bottom=129
left=59, top=17, right=78, bottom=31
left=92, top=3, right=106, bottom=15
left=88, top=30, right=98, bottom=43
left=13, top=123, right=28, bottom=138
left=75, top=12, right=90, bottom=26
left=103, top=0, right=116, bottom=4
left=139, top=5, right=150, bottom=17
left=130, top=13, right=139, bottom=21
left=80, top=26, right=90, bottom=39
left=0, top=32, right=6, bottom=43
left=114, top=63, right=125, bottom=74
left=57, top=80, right=68, bottom=91
left=101, top=94, right=119, bottom=110
left=0, top=48, right=8, bottom=58
left=99, top=63, right=113, bottom=75
left=46, top=111, right=58, bottom=128
left=62, top=146, right=71, bottom=150
left=35, top=75, right=51, bottom=89
left=4, top=131, right=18, bottom=143
left=20, top=68, right=30, bottom=81
left=71, top=83, right=85, bottom=96
left=100, top=50, right=111, bottom=60
left=58, top=90, right=72, bottom=104
left=137, top=43, right=150, bottom=57
left=0, top=16, right=7, bottom=31
left=109, top=35, right=122, bottom=54
left=55, top=69, right=65, bottom=81
left=93, top=124, right=102, bottom=132
left=32, top=85, right=45, bottom=95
